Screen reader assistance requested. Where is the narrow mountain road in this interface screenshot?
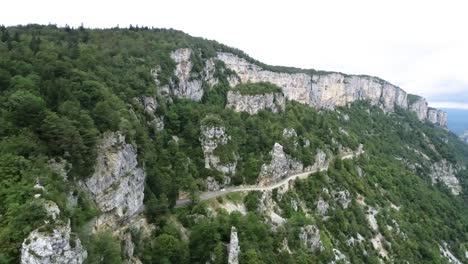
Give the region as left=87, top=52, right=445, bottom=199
left=175, top=150, right=363, bottom=207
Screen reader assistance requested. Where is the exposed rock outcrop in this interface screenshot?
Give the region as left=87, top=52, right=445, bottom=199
left=439, top=242, right=463, bottom=264
left=135, top=96, right=165, bottom=132
left=331, top=248, right=350, bottom=264
left=316, top=197, right=329, bottom=216
left=409, top=96, right=429, bottom=121
left=217, top=52, right=447, bottom=126
left=21, top=221, right=87, bottom=264
left=168, top=48, right=203, bottom=101
left=299, top=225, right=324, bottom=252
left=155, top=48, right=218, bottom=101
left=218, top=52, right=313, bottom=104
left=205, top=176, right=231, bottom=191
left=200, top=125, right=237, bottom=174
left=258, top=143, right=303, bottom=186
left=407, top=97, right=447, bottom=126
left=44, top=201, right=60, bottom=221
left=226, top=90, right=285, bottom=115
left=85, top=132, right=146, bottom=231
left=308, top=149, right=329, bottom=171
left=460, top=130, right=468, bottom=143
left=332, top=189, right=352, bottom=209
left=218, top=53, right=407, bottom=111
left=427, top=108, right=448, bottom=127
left=258, top=141, right=329, bottom=186
left=137, top=96, right=157, bottom=115
left=310, top=73, right=408, bottom=111
left=228, top=227, right=240, bottom=264
left=430, top=160, right=462, bottom=195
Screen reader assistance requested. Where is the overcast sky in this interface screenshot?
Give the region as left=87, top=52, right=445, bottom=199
left=3, top=0, right=468, bottom=109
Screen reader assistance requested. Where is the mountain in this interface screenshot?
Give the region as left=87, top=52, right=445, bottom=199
left=0, top=25, right=467, bottom=264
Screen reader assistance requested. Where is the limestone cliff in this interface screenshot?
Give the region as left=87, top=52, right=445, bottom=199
left=21, top=220, right=87, bottom=264
left=85, top=132, right=146, bottom=231
left=430, top=160, right=462, bottom=195
left=156, top=48, right=217, bottom=101
left=228, top=226, right=240, bottom=264
left=427, top=108, right=448, bottom=127
left=409, top=96, right=429, bottom=121
left=258, top=143, right=303, bottom=186
left=226, top=90, right=285, bottom=115
left=217, top=52, right=408, bottom=111
left=155, top=49, right=447, bottom=127
left=200, top=124, right=237, bottom=175
left=216, top=52, right=447, bottom=126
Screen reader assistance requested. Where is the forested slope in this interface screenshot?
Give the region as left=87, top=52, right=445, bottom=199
left=0, top=25, right=467, bottom=264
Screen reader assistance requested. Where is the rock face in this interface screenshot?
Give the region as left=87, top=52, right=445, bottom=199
left=333, top=190, right=351, bottom=209
left=228, top=226, right=240, bottom=264
left=430, top=160, right=462, bottom=195
left=258, top=142, right=329, bottom=186
left=168, top=48, right=203, bottom=101
left=310, top=74, right=408, bottom=112
left=299, top=225, right=324, bottom=252
left=200, top=125, right=237, bottom=174
left=156, top=48, right=218, bottom=101
left=21, top=221, right=87, bottom=264
left=408, top=97, right=447, bottom=126
left=308, top=149, right=329, bottom=171
left=217, top=52, right=447, bottom=126
left=258, top=143, right=303, bottom=185
left=439, top=242, right=463, bottom=264
left=427, top=108, right=448, bottom=127
left=218, top=52, right=407, bottom=111
left=218, top=52, right=312, bottom=104
left=85, top=132, right=146, bottom=230
left=135, top=96, right=165, bottom=132
left=226, top=90, right=285, bottom=115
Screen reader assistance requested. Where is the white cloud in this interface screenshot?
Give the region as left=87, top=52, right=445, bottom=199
left=2, top=0, right=468, bottom=105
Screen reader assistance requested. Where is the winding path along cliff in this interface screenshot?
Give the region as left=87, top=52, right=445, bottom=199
left=175, top=147, right=363, bottom=206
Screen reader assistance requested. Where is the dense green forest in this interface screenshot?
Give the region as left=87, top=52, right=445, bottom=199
left=0, top=25, right=467, bottom=263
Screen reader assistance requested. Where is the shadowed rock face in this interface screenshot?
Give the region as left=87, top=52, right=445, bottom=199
left=85, top=132, right=146, bottom=231
left=21, top=221, right=87, bottom=264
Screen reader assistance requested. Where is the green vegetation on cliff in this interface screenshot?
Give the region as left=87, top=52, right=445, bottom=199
left=231, top=82, right=282, bottom=95
left=0, top=24, right=467, bottom=264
